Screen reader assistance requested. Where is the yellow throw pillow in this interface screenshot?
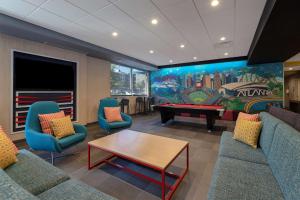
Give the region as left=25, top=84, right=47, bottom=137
left=0, top=129, right=17, bottom=169
left=50, top=116, right=75, bottom=139
left=233, top=119, right=262, bottom=148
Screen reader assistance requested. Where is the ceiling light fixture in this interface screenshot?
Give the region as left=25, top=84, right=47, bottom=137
left=180, top=44, right=185, bottom=48
left=169, top=59, right=173, bottom=63
left=151, top=18, right=158, bottom=25
left=193, top=57, right=197, bottom=60
left=289, top=67, right=293, bottom=70
left=224, top=52, right=229, bottom=56
left=220, top=36, right=226, bottom=41
left=112, top=32, right=118, bottom=37
left=149, top=50, right=154, bottom=54
left=211, top=0, right=220, bottom=7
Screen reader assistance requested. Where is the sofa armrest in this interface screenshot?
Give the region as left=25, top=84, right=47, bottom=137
left=25, top=129, right=62, bottom=153
left=0, top=169, right=39, bottom=200
left=121, top=113, right=132, bottom=123
left=98, top=117, right=110, bottom=132
left=73, top=123, right=87, bottom=135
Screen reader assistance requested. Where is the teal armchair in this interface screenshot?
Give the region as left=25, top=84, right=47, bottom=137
left=98, top=98, right=132, bottom=133
left=25, top=101, right=87, bottom=164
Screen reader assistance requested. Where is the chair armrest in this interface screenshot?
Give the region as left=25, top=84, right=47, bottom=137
left=121, top=113, right=132, bottom=123
left=98, top=116, right=110, bottom=132
left=73, top=123, right=88, bottom=135
left=25, top=129, right=62, bottom=153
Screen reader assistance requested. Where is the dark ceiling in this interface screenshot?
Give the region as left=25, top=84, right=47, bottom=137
left=248, top=0, right=300, bottom=65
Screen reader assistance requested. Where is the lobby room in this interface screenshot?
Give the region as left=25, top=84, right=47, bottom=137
left=0, top=0, right=299, bottom=200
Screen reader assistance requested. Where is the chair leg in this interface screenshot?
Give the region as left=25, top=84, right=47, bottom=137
left=51, top=152, right=54, bottom=165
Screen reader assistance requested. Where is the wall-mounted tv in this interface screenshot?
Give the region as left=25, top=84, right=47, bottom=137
left=13, top=51, right=76, bottom=91
left=12, top=51, right=77, bottom=132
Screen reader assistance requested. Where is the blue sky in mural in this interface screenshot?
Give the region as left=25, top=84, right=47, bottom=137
left=150, top=60, right=283, bottom=112
left=153, top=60, right=247, bottom=76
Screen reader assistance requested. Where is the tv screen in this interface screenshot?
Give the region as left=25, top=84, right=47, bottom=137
left=14, top=52, right=76, bottom=91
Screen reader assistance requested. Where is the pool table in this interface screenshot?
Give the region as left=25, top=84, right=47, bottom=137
left=154, top=103, right=225, bottom=131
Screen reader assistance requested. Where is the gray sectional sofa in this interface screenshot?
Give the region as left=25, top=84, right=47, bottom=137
left=0, top=149, right=116, bottom=200
left=208, top=112, right=300, bottom=200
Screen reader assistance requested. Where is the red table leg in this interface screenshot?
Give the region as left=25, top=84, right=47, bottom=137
left=161, top=169, right=165, bottom=200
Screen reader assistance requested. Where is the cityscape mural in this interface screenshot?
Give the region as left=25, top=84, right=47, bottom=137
left=150, top=60, right=283, bottom=114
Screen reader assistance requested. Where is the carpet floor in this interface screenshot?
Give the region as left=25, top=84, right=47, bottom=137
left=17, top=113, right=235, bottom=200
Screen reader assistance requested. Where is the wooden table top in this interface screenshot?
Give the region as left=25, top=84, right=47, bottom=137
left=88, top=130, right=188, bottom=170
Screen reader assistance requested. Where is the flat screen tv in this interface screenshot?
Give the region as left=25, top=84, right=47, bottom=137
left=13, top=51, right=76, bottom=91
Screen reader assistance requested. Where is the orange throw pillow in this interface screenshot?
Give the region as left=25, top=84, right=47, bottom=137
left=104, top=107, right=123, bottom=123
left=237, top=112, right=260, bottom=122
left=39, top=111, right=65, bottom=134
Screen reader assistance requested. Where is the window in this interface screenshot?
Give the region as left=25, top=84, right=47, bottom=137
left=132, top=69, right=148, bottom=95
left=111, top=64, right=148, bottom=96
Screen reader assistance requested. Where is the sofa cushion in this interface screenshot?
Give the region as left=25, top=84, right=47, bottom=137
left=38, top=179, right=117, bottom=200
left=108, top=121, right=131, bottom=129
left=268, top=123, right=300, bottom=200
left=208, top=157, right=284, bottom=200
left=5, top=149, right=69, bottom=195
left=0, top=169, right=39, bottom=200
left=259, top=112, right=283, bottom=156
left=58, top=132, right=86, bottom=149
left=268, top=106, right=298, bottom=128
left=219, top=131, right=268, bottom=165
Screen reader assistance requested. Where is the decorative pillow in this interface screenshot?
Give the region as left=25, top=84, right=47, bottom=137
left=237, top=112, right=260, bottom=122
left=104, top=107, right=123, bottom=123
left=50, top=116, right=75, bottom=139
left=0, top=126, right=18, bottom=154
left=0, top=129, right=17, bottom=169
left=233, top=119, right=262, bottom=148
left=39, top=111, right=65, bottom=134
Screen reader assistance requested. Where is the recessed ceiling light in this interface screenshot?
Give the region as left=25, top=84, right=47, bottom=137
left=149, top=50, right=154, bottom=54
left=151, top=18, right=158, bottom=25
left=112, top=32, right=118, bottom=37
left=193, top=57, right=197, bottom=60
left=180, top=44, right=185, bottom=48
left=224, top=52, right=229, bottom=56
left=211, top=0, right=220, bottom=7
left=169, top=59, right=173, bottom=63
left=220, top=36, right=226, bottom=41
left=289, top=67, right=293, bottom=70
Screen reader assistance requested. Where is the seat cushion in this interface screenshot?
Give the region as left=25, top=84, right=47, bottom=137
left=0, top=169, right=39, bottom=200
left=57, top=133, right=86, bottom=149
left=108, top=121, right=131, bottom=129
left=268, top=123, right=300, bottom=200
left=38, top=179, right=117, bottom=200
left=5, top=149, right=69, bottom=195
left=259, top=112, right=283, bottom=156
left=208, top=157, right=284, bottom=200
left=219, top=131, right=268, bottom=165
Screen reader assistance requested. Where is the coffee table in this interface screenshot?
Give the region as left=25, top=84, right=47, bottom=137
left=88, top=130, right=189, bottom=200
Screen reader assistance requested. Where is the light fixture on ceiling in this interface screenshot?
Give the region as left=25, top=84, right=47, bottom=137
left=149, top=50, right=154, bottom=54
left=289, top=67, right=293, bottom=70
left=169, top=59, right=173, bottom=63
left=211, top=0, right=220, bottom=7
left=193, top=57, right=197, bottom=60
left=180, top=44, right=185, bottom=48
left=151, top=18, right=158, bottom=25
left=112, top=32, right=118, bottom=37
left=220, top=36, right=226, bottom=41
left=224, top=52, right=229, bottom=56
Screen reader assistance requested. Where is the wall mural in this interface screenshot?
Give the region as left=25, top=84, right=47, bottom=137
left=150, top=61, right=283, bottom=115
